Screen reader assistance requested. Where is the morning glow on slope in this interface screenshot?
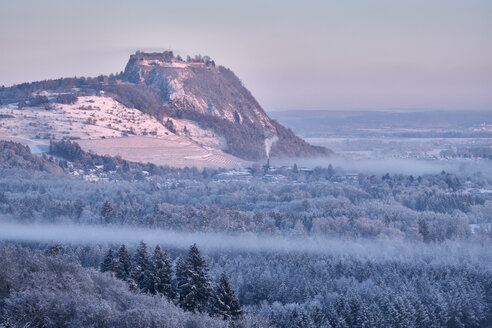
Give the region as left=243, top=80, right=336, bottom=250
left=0, top=94, right=244, bottom=168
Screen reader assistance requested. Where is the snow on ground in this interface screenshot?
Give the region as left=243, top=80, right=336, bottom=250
left=0, top=94, right=244, bottom=168
left=138, top=59, right=188, bottom=68
left=77, top=136, right=242, bottom=169
left=167, top=70, right=209, bottom=114
left=0, top=95, right=172, bottom=140
left=164, top=117, right=227, bottom=149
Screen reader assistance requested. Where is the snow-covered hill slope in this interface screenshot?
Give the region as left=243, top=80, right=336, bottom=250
left=0, top=94, right=244, bottom=168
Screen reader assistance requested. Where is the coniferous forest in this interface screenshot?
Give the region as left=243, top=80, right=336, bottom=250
left=0, top=140, right=491, bottom=327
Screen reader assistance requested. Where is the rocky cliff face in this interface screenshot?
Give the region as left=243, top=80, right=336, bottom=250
left=121, top=51, right=332, bottom=160
left=123, top=52, right=275, bottom=130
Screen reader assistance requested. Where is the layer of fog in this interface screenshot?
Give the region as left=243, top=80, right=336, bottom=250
left=1, top=222, right=490, bottom=263
left=271, top=156, right=492, bottom=177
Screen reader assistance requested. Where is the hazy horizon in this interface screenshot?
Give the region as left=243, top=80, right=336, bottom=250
left=267, top=107, right=492, bottom=112
left=1, top=0, right=491, bottom=111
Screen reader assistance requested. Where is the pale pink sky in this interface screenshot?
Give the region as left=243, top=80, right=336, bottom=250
left=1, top=0, right=491, bottom=110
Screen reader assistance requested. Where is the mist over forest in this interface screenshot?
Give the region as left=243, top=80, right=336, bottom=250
left=0, top=128, right=491, bottom=327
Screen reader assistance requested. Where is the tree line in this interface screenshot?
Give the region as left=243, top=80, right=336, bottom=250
left=100, top=242, right=242, bottom=321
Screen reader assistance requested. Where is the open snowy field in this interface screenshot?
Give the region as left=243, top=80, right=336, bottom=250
left=77, top=136, right=244, bottom=168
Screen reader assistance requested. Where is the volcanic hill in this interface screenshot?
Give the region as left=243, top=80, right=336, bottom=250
left=0, top=51, right=332, bottom=168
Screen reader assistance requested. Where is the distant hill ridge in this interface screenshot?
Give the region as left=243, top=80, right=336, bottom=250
left=0, top=51, right=332, bottom=161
